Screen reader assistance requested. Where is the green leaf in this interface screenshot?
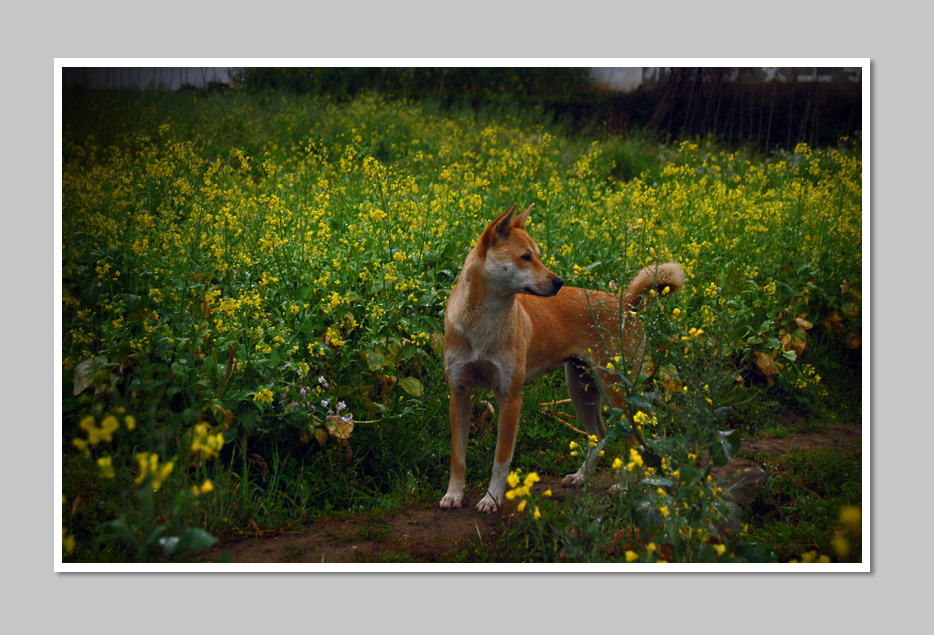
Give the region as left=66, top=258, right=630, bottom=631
left=627, top=394, right=655, bottom=412
left=361, top=349, right=386, bottom=371
left=711, top=429, right=741, bottom=466
left=72, top=356, right=112, bottom=395
left=642, top=476, right=676, bottom=487
left=238, top=406, right=260, bottom=432
left=101, top=517, right=138, bottom=542
left=734, top=540, right=777, bottom=563
left=397, top=376, right=423, bottom=397
left=717, top=468, right=765, bottom=505
left=145, top=524, right=168, bottom=548
left=175, top=528, right=218, bottom=553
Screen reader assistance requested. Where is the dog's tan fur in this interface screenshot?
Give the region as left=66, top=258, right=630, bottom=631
left=440, top=204, right=684, bottom=512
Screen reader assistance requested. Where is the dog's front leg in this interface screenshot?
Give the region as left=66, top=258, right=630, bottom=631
left=476, top=387, right=522, bottom=513
left=440, top=385, right=472, bottom=509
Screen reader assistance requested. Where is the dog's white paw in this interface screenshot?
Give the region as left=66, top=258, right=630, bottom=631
left=439, top=491, right=463, bottom=509
left=561, top=468, right=587, bottom=488
left=475, top=493, right=500, bottom=514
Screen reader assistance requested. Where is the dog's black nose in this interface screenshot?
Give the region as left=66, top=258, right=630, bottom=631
left=552, top=276, right=564, bottom=290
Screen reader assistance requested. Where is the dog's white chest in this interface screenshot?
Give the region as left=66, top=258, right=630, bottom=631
left=444, top=339, right=516, bottom=394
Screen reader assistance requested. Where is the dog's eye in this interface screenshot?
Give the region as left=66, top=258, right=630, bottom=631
left=521, top=253, right=533, bottom=262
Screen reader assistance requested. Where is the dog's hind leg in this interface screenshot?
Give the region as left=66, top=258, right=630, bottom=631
left=561, top=360, right=606, bottom=487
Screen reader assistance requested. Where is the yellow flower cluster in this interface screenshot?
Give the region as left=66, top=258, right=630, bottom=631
left=253, top=388, right=275, bottom=404
left=632, top=411, right=658, bottom=429
left=190, top=423, right=225, bottom=460
left=505, top=470, right=546, bottom=517
left=73, top=413, right=134, bottom=456
left=133, top=452, right=174, bottom=490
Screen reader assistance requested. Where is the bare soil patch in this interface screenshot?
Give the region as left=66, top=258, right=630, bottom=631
left=203, top=421, right=862, bottom=563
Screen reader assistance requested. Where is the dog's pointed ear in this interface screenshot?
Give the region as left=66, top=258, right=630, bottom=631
left=478, top=204, right=518, bottom=253
left=494, top=203, right=518, bottom=238
left=512, top=204, right=534, bottom=229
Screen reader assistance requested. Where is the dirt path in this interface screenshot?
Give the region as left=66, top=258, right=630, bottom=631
left=203, top=421, right=862, bottom=563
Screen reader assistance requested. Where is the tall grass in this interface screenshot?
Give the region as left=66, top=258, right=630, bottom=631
left=61, top=89, right=862, bottom=562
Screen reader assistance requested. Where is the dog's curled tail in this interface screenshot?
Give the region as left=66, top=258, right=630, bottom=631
left=624, top=262, right=685, bottom=308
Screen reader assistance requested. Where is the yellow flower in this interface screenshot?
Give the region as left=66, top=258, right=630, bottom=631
left=659, top=505, right=669, bottom=518
left=832, top=534, right=851, bottom=559
left=625, top=551, right=639, bottom=562
left=253, top=388, right=274, bottom=404
left=543, top=489, right=552, bottom=497
left=517, top=499, right=527, bottom=512
left=124, top=415, right=136, bottom=431
left=72, top=437, right=90, bottom=457
left=507, top=471, right=521, bottom=488
left=568, top=440, right=579, bottom=450
left=191, top=423, right=225, bottom=460
left=839, top=506, right=861, bottom=538
left=627, top=447, right=644, bottom=470
left=523, top=472, right=540, bottom=488
left=533, top=506, right=541, bottom=520
left=134, top=452, right=174, bottom=490
left=713, top=544, right=726, bottom=556
left=62, top=528, right=76, bottom=556
left=97, top=456, right=115, bottom=479
left=80, top=414, right=119, bottom=445
left=612, top=457, right=623, bottom=469
left=192, top=479, right=214, bottom=496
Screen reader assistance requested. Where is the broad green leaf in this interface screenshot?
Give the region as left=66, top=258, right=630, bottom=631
left=72, top=356, right=111, bottom=395
left=360, top=349, right=386, bottom=371
left=398, top=376, right=423, bottom=397
left=175, top=528, right=218, bottom=552
left=711, top=429, right=741, bottom=466
left=717, top=468, right=765, bottom=504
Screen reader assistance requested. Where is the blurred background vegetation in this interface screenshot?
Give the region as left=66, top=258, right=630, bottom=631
left=231, top=66, right=861, bottom=151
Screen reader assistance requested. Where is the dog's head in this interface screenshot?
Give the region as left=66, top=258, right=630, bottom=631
left=477, top=204, right=564, bottom=297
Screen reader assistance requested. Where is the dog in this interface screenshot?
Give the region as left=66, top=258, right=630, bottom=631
left=439, top=203, right=684, bottom=513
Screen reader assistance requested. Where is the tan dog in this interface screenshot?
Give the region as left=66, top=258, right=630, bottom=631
left=440, top=204, right=684, bottom=513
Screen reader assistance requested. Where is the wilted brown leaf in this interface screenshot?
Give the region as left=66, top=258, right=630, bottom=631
left=755, top=351, right=778, bottom=383
left=313, top=427, right=329, bottom=446
left=847, top=331, right=862, bottom=349
left=658, top=364, right=683, bottom=393
left=791, top=328, right=808, bottom=356
left=821, top=311, right=843, bottom=333
left=794, top=316, right=814, bottom=330
left=326, top=415, right=354, bottom=441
